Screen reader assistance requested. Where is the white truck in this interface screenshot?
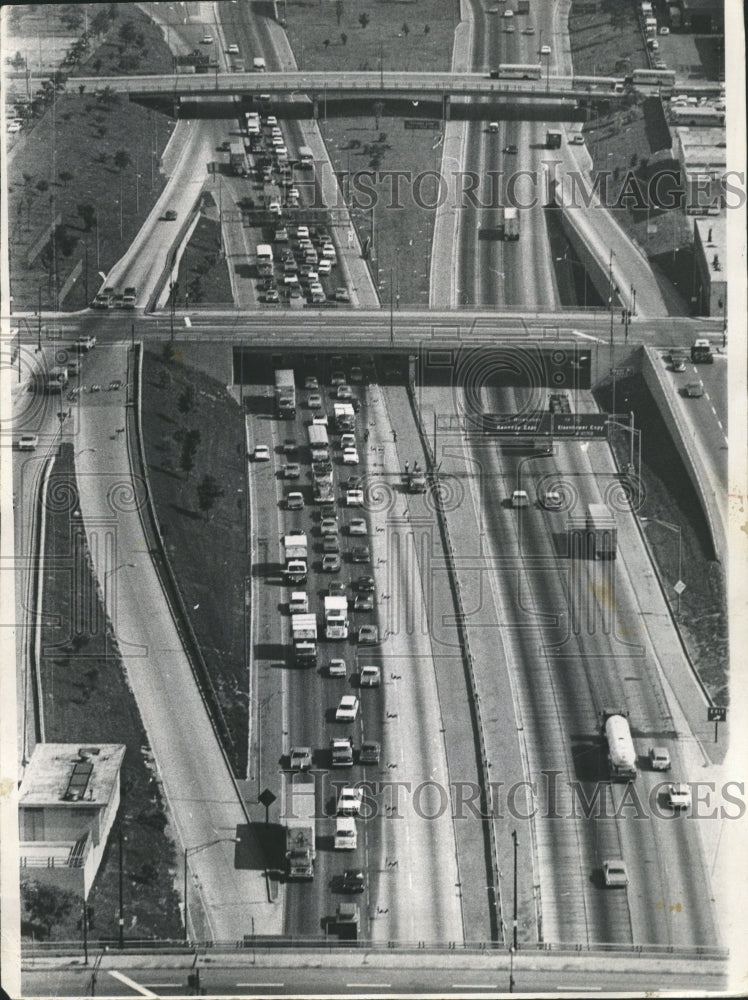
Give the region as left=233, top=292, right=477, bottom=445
left=330, top=736, right=354, bottom=767
left=285, top=779, right=316, bottom=880
left=289, top=591, right=309, bottom=615
left=292, top=613, right=317, bottom=667
left=325, top=596, right=349, bottom=640
left=601, top=709, right=637, bottom=782
left=334, top=816, right=357, bottom=850
left=501, top=206, right=519, bottom=241
left=333, top=402, right=356, bottom=432
left=283, top=533, right=308, bottom=583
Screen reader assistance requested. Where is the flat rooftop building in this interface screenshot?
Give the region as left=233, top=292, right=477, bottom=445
left=692, top=215, right=726, bottom=320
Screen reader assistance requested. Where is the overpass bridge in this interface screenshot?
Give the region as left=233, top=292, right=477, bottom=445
left=72, top=70, right=627, bottom=110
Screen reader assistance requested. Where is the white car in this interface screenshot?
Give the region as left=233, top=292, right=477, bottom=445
left=266, top=115, right=278, bottom=127
left=17, top=434, right=39, bottom=450
left=296, top=225, right=310, bottom=240
left=318, top=259, right=332, bottom=276
left=328, top=658, right=347, bottom=678
left=202, top=34, right=214, bottom=44
left=359, top=665, right=381, bottom=687
left=336, top=695, right=360, bottom=722
left=665, top=783, right=692, bottom=810
left=308, top=393, right=322, bottom=409
left=540, top=44, right=551, bottom=55
left=342, top=447, right=360, bottom=465
left=340, top=433, right=356, bottom=450
left=7, top=120, right=23, bottom=134
left=348, top=517, right=367, bottom=536
left=568, top=134, right=585, bottom=145
left=659, top=25, right=670, bottom=35
left=603, top=859, right=628, bottom=887
left=347, top=488, right=364, bottom=506
left=649, top=747, right=671, bottom=771
left=511, top=490, right=529, bottom=508
left=227, top=43, right=239, bottom=54
left=254, top=444, right=270, bottom=461
left=337, top=787, right=363, bottom=815
left=289, top=746, right=312, bottom=770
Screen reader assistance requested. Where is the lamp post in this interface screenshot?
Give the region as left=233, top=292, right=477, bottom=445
left=184, top=837, right=241, bottom=943
left=511, top=829, right=518, bottom=951
left=389, top=267, right=394, bottom=346
left=118, top=825, right=125, bottom=949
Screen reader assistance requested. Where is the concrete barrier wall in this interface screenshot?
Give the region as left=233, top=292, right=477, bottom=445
left=641, top=345, right=725, bottom=560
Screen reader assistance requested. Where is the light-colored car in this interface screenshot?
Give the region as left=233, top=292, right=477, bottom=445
left=349, top=518, right=367, bottom=536
left=202, top=34, right=214, bottom=44
left=503, top=8, right=513, bottom=15
left=336, top=695, right=360, bottom=722
left=312, top=414, right=328, bottom=426
left=335, top=288, right=351, bottom=303
left=340, top=433, right=356, bottom=450
left=488, top=121, right=499, bottom=133
left=227, top=43, right=239, bottom=54
left=351, top=545, right=371, bottom=563
left=254, top=444, right=270, bottom=461
left=328, top=658, right=347, bottom=678
left=322, top=553, right=342, bottom=573
left=318, top=259, right=332, bottom=276
left=685, top=381, right=704, bottom=398
left=360, top=665, right=381, bottom=687
left=511, top=490, right=530, bottom=508
left=330, top=371, right=346, bottom=386
left=347, top=488, right=364, bottom=507
left=337, top=384, right=353, bottom=400
left=543, top=490, right=562, bottom=510
left=17, top=434, right=39, bottom=451
left=665, top=783, right=692, bottom=810
left=649, top=747, right=671, bottom=771
left=287, top=491, right=304, bottom=510
left=659, top=25, right=670, bottom=34
left=342, top=447, right=359, bottom=465
left=305, top=376, right=319, bottom=390
left=7, top=120, right=23, bottom=134
left=289, top=591, right=309, bottom=615
left=337, top=787, right=363, bottom=815
left=308, top=393, right=322, bottom=409
left=321, top=517, right=339, bottom=536
left=358, top=625, right=379, bottom=645
left=603, top=859, right=628, bottom=887
left=568, top=133, right=585, bottom=145
left=296, top=225, right=310, bottom=240
left=353, top=593, right=374, bottom=612
left=289, top=746, right=312, bottom=770
left=540, top=44, right=551, bottom=55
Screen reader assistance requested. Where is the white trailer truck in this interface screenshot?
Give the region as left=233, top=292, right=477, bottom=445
left=324, top=596, right=349, bottom=640
left=285, top=779, right=316, bottom=879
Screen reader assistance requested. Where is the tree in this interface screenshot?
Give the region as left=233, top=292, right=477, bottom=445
left=373, top=101, right=385, bottom=130
left=336, top=0, right=343, bottom=25
left=59, top=170, right=73, bottom=188
left=11, top=51, right=25, bottom=68
left=197, top=474, right=224, bottom=521
left=341, top=32, right=348, bottom=45
left=177, top=384, right=195, bottom=414
left=359, top=12, right=370, bottom=29
left=36, top=179, right=49, bottom=193
left=22, top=881, right=78, bottom=939
left=77, top=203, right=96, bottom=231
left=113, top=148, right=131, bottom=172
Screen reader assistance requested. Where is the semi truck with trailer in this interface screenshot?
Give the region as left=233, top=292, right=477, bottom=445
left=601, top=709, right=637, bottom=781
left=275, top=369, right=296, bottom=419
left=586, top=503, right=617, bottom=559
left=291, top=613, right=317, bottom=667
left=283, top=533, right=308, bottom=583
left=501, top=206, right=520, bottom=240
left=285, top=779, right=316, bottom=880
left=308, top=423, right=330, bottom=459
left=229, top=141, right=249, bottom=176
left=325, top=596, right=349, bottom=640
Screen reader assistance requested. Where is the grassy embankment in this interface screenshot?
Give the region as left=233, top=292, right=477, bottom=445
left=30, top=444, right=182, bottom=942
left=8, top=4, right=176, bottom=311
left=284, top=0, right=458, bottom=306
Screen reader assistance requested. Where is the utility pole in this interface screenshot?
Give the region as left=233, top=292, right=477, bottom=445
left=118, top=826, right=125, bottom=949
left=511, top=829, right=518, bottom=951
left=389, top=267, right=394, bottom=345
left=37, top=284, right=42, bottom=351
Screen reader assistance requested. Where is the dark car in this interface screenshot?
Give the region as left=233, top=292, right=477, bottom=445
left=323, top=535, right=340, bottom=554
left=340, top=869, right=365, bottom=893
left=359, top=740, right=381, bottom=765
left=351, top=545, right=371, bottom=564
left=312, top=460, right=333, bottom=477
left=503, top=144, right=518, bottom=155
left=283, top=439, right=298, bottom=455
left=328, top=581, right=347, bottom=597
left=353, top=593, right=374, bottom=612
left=163, top=209, right=178, bottom=221
left=355, top=576, right=375, bottom=593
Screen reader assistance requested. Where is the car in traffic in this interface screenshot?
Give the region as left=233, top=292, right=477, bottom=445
left=328, top=658, right=347, bottom=677
left=351, top=545, right=371, bottom=564
left=504, top=144, right=518, bottom=155
left=603, top=859, right=628, bottom=887
left=685, top=382, right=704, bottom=398
left=323, top=535, right=340, bottom=554
left=337, top=787, right=363, bottom=815
left=542, top=490, right=562, bottom=510
left=511, top=490, right=530, bottom=508
left=568, top=134, right=585, bottom=145
left=346, top=488, right=365, bottom=507
left=540, top=44, right=551, bottom=54
left=359, top=741, right=381, bottom=765
left=307, top=393, right=323, bottom=409
left=305, top=376, right=320, bottom=391
left=649, top=747, right=671, bottom=771
left=336, top=695, right=360, bottom=722
left=342, top=447, right=360, bottom=465
left=320, top=517, right=339, bottom=536
left=313, top=459, right=333, bottom=477
left=337, top=384, right=353, bottom=401
left=358, top=625, right=379, bottom=645
left=340, top=868, right=365, bottom=893
left=283, top=438, right=298, bottom=455
left=289, top=746, right=313, bottom=770
left=348, top=517, right=367, bottom=536
left=665, top=783, right=692, bottom=810
left=287, top=492, right=304, bottom=510
left=335, top=288, right=351, bottom=303
left=322, top=553, right=342, bottom=573
left=330, top=370, right=346, bottom=386
left=163, top=209, right=178, bottom=221
left=353, top=593, right=374, bottom=612
left=262, top=289, right=280, bottom=303
left=355, top=575, right=375, bottom=593
left=359, top=665, right=381, bottom=687
left=17, top=434, right=39, bottom=451
left=282, top=463, right=301, bottom=479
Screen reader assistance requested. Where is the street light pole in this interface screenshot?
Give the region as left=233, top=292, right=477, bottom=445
left=118, top=826, right=125, bottom=949
left=511, top=829, right=518, bottom=951
left=389, top=267, right=394, bottom=346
